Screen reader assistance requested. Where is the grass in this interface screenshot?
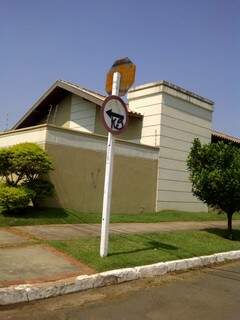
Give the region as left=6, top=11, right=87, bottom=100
left=0, top=207, right=240, bottom=227
left=0, top=207, right=97, bottom=227
left=48, top=228, right=240, bottom=272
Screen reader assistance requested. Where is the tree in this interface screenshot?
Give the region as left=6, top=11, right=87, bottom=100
left=23, top=179, right=54, bottom=207
left=187, top=138, right=240, bottom=239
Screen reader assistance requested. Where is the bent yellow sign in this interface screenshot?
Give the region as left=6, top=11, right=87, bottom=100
left=105, top=57, right=136, bottom=96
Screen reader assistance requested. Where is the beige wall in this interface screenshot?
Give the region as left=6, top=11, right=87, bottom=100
left=128, top=81, right=214, bottom=212
left=45, top=143, right=158, bottom=213
left=36, top=92, right=143, bottom=144
left=69, top=95, right=97, bottom=133
left=43, top=125, right=158, bottom=213
left=0, top=125, right=47, bottom=147
left=128, top=89, right=162, bottom=147
left=0, top=125, right=158, bottom=213
left=157, top=92, right=213, bottom=212
left=44, top=125, right=158, bottom=213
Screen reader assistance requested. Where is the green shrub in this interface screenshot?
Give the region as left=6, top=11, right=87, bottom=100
left=0, top=143, right=55, bottom=209
left=0, top=184, right=33, bottom=212
left=24, top=179, right=55, bottom=207
left=0, top=143, right=53, bottom=186
left=10, top=143, right=53, bottom=185
left=0, top=147, right=14, bottom=185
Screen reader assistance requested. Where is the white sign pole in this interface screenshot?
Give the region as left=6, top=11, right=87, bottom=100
left=100, top=72, right=121, bottom=258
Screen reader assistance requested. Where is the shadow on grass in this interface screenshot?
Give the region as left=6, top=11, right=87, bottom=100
left=1, top=207, right=69, bottom=219
left=109, top=240, right=178, bottom=256
left=205, top=228, right=240, bottom=241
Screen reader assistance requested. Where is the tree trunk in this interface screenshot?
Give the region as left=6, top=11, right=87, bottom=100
left=227, top=212, right=233, bottom=240
left=32, top=197, right=38, bottom=208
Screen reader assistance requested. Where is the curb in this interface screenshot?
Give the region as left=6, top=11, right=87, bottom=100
left=1, top=250, right=240, bottom=305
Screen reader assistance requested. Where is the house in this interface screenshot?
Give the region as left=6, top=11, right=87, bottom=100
left=0, top=79, right=236, bottom=213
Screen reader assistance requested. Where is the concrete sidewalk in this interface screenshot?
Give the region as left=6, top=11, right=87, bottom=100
left=0, top=220, right=239, bottom=289
left=0, top=228, right=93, bottom=288
left=13, top=220, right=240, bottom=240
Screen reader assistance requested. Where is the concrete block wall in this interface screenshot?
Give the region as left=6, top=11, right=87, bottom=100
left=128, top=81, right=214, bottom=212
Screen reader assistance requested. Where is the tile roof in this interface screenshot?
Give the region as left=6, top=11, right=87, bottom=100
left=212, top=130, right=240, bottom=144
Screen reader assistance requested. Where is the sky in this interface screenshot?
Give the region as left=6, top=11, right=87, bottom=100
left=0, top=0, right=239, bottom=136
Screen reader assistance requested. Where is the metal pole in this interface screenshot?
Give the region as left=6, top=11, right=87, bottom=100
left=100, top=72, right=121, bottom=257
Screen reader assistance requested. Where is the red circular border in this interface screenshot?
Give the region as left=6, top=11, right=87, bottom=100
left=101, top=95, right=129, bottom=135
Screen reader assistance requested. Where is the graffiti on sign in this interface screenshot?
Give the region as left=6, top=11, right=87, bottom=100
left=101, top=96, right=128, bottom=135
left=106, top=109, right=124, bottom=130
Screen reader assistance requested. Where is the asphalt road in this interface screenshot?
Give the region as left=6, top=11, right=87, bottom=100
left=1, top=260, right=240, bottom=320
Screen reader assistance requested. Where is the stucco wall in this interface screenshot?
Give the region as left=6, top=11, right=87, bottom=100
left=128, top=82, right=214, bottom=212
left=43, top=128, right=158, bottom=213
left=45, top=143, right=158, bottom=213
left=157, top=92, right=213, bottom=212
left=0, top=125, right=47, bottom=147
left=128, top=89, right=162, bottom=147
left=0, top=125, right=158, bottom=214
left=44, top=126, right=158, bottom=213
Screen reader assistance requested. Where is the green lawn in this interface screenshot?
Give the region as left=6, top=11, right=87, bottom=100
left=0, top=207, right=240, bottom=227
left=48, top=229, right=240, bottom=272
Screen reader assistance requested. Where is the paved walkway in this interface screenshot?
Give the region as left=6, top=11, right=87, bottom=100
left=0, top=228, right=93, bottom=287
left=13, top=220, right=240, bottom=240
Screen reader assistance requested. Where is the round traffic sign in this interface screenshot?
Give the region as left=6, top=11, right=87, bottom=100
left=101, top=96, right=129, bottom=135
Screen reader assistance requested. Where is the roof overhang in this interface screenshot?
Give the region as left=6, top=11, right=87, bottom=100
left=211, top=130, right=240, bottom=144
left=13, top=80, right=142, bottom=130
